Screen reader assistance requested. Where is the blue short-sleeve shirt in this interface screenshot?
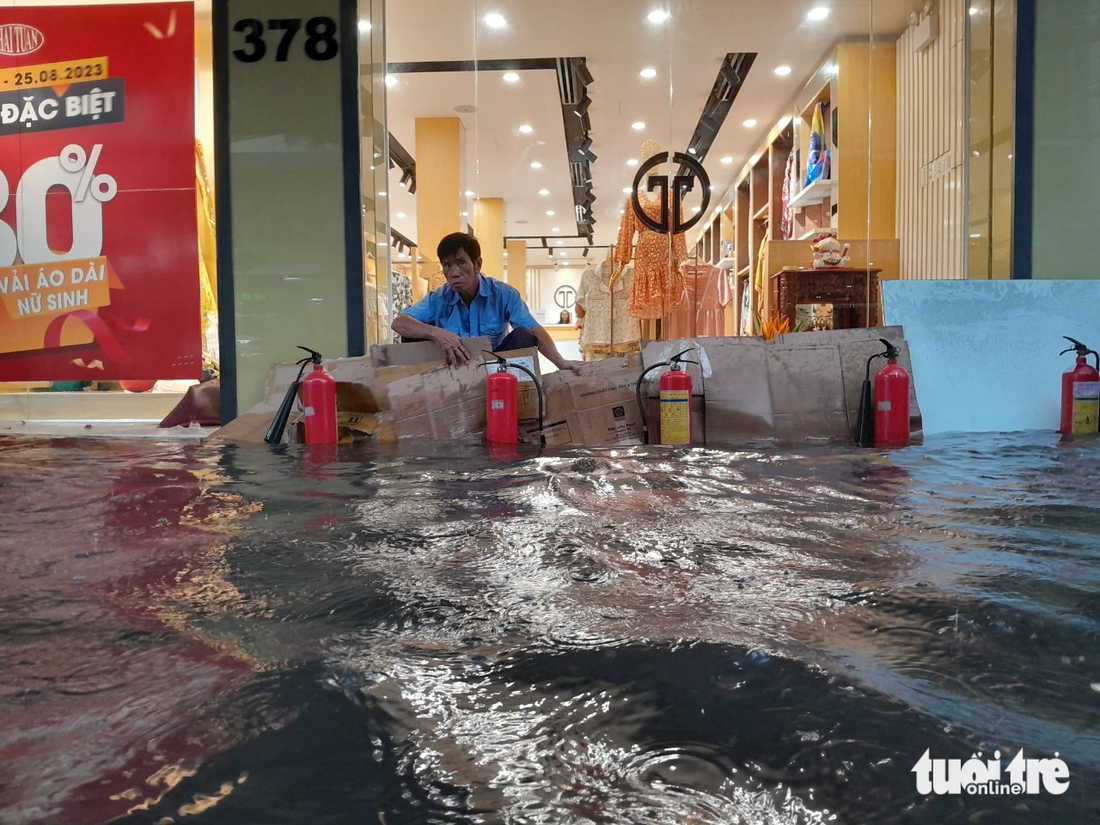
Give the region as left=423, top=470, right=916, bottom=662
left=401, top=274, right=538, bottom=349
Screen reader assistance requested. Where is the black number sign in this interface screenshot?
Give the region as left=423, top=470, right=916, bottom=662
left=231, top=16, right=338, bottom=63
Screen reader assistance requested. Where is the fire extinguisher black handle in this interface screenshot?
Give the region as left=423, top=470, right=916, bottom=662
left=635, top=361, right=672, bottom=445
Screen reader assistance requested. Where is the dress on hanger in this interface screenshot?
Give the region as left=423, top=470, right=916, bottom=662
left=576, top=261, right=640, bottom=360
left=391, top=270, right=413, bottom=316
left=614, top=193, right=688, bottom=320
left=664, top=262, right=731, bottom=339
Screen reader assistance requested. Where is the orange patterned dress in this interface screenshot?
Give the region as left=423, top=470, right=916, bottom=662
left=614, top=193, right=688, bottom=319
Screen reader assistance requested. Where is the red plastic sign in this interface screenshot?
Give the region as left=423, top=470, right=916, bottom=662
left=0, top=3, right=199, bottom=380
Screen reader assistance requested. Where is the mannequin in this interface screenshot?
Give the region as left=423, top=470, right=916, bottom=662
left=615, top=139, right=688, bottom=321
left=576, top=244, right=639, bottom=360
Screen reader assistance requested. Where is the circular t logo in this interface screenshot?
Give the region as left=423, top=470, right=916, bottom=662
left=630, top=152, right=711, bottom=234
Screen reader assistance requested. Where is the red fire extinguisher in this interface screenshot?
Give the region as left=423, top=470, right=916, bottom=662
left=1059, top=336, right=1100, bottom=436
left=298, top=346, right=337, bottom=444
left=636, top=348, right=698, bottom=445
left=483, top=352, right=545, bottom=446
left=855, top=338, right=910, bottom=447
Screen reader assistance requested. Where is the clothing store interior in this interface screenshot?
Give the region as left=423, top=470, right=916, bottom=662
left=374, top=0, right=1006, bottom=368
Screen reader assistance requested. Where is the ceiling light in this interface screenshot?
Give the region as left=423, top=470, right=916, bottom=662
left=743, top=119, right=757, bottom=128
left=619, top=209, right=625, bottom=215
left=559, top=250, right=568, bottom=256
left=640, top=67, right=657, bottom=79
left=631, top=121, right=646, bottom=131
left=622, top=187, right=632, bottom=194
left=518, top=124, right=533, bottom=134
left=396, top=212, right=406, bottom=219
left=461, top=211, right=468, bottom=216
left=379, top=191, right=386, bottom=197
left=385, top=75, right=397, bottom=87
left=503, top=72, right=520, bottom=83
left=626, top=158, right=638, bottom=166
left=555, top=240, right=564, bottom=245
left=530, top=161, right=543, bottom=169
left=378, top=241, right=388, bottom=247
left=687, top=147, right=696, bottom=154
left=399, top=180, right=406, bottom=188
left=970, top=233, right=982, bottom=238
left=552, top=227, right=560, bottom=232
left=709, top=185, right=716, bottom=190
left=484, top=12, right=506, bottom=28
left=691, top=206, right=701, bottom=213
left=969, top=6, right=977, bottom=14
left=720, top=156, right=733, bottom=164
left=774, top=65, right=792, bottom=76
left=807, top=7, right=829, bottom=21
left=465, top=190, right=474, bottom=197
left=647, top=10, right=669, bottom=24
left=546, top=210, right=555, bottom=216
left=358, top=20, right=371, bottom=33
left=538, top=189, right=550, bottom=195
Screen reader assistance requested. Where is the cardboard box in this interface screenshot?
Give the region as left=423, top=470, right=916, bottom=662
left=537, top=354, right=645, bottom=446
left=387, top=360, right=487, bottom=440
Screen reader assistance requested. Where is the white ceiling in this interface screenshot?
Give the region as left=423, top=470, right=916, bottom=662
left=380, top=0, right=913, bottom=267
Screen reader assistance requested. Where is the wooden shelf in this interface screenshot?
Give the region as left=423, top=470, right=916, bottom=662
left=796, top=227, right=834, bottom=241
left=737, top=265, right=751, bottom=278
left=788, top=179, right=834, bottom=209
left=752, top=203, right=769, bottom=221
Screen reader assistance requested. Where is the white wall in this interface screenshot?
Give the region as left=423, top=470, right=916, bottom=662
left=883, top=280, right=1100, bottom=434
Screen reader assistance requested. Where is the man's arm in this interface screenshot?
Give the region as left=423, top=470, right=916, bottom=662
left=531, top=324, right=585, bottom=375
left=391, top=313, right=470, bottom=365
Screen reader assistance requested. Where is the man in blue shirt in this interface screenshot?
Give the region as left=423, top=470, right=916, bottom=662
left=392, top=232, right=585, bottom=374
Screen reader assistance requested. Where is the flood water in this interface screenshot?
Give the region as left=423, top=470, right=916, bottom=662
left=1, top=432, right=1098, bottom=824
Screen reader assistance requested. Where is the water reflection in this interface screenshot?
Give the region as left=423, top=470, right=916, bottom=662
left=0, top=433, right=1098, bottom=823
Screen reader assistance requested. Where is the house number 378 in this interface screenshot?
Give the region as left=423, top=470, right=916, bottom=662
left=232, top=17, right=339, bottom=63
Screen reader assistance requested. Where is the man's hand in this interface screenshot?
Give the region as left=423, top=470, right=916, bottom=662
left=558, top=359, right=587, bottom=376
left=431, top=328, right=470, bottom=366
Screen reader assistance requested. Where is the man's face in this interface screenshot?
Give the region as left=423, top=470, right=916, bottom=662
left=442, top=249, right=481, bottom=300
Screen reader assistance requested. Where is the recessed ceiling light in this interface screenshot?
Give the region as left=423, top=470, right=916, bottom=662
left=538, top=189, right=550, bottom=195
left=552, top=227, right=560, bottom=232
left=518, top=124, right=533, bottom=134
left=559, top=250, right=568, bottom=256
left=378, top=241, right=388, bottom=247
left=691, top=206, right=701, bottom=213
left=709, top=185, right=716, bottom=190
left=807, top=7, right=829, bottom=22
left=555, top=240, right=564, bottom=245
left=530, top=161, right=543, bottom=169
left=743, top=119, right=757, bottom=128
left=622, top=187, right=632, bottom=194
left=465, top=190, right=474, bottom=197
left=358, top=20, right=371, bottom=33
left=503, top=72, right=520, bottom=83
left=626, top=158, right=638, bottom=166
left=640, top=67, right=657, bottom=79
left=774, top=65, right=792, bottom=76
left=396, top=212, right=406, bottom=218
left=379, top=191, right=387, bottom=197
left=546, top=210, right=555, bottom=216
left=970, top=233, right=982, bottom=238
left=484, top=12, right=506, bottom=28
left=631, top=121, right=646, bottom=131
left=647, top=10, right=669, bottom=24
left=720, top=157, right=733, bottom=164
left=385, top=75, right=398, bottom=87
left=461, top=211, right=468, bottom=217
left=969, top=6, right=978, bottom=14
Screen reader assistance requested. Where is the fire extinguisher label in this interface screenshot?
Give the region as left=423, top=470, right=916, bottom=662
left=303, top=406, right=315, bottom=417
left=660, top=390, right=691, bottom=444
left=491, top=400, right=505, bottom=410
left=1072, top=381, right=1100, bottom=434
left=877, top=400, right=892, bottom=412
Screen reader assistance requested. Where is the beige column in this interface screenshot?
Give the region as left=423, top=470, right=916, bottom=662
left=414, top=117, right=465, bottom=279
left=506, top=239, right=528, bottom=303
left=473, top=198, right=505, bottom=280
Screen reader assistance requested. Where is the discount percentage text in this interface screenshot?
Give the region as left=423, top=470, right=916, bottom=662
left=0, top=143, right=121, bottom=346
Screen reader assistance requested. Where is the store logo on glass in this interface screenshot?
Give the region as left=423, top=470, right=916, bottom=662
left=913, top=749, right=1069, bottom=796
left=0, top=25, right=44, bottom=57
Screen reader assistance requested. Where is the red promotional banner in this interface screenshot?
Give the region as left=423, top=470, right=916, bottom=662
left=0, top=3, right=200, bottom=380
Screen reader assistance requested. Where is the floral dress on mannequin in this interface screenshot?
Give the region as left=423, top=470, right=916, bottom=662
left=614, top=139, right=689, bottom=320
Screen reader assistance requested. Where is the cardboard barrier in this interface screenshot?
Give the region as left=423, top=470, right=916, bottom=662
left=216, top=329, right=920, bottom=448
